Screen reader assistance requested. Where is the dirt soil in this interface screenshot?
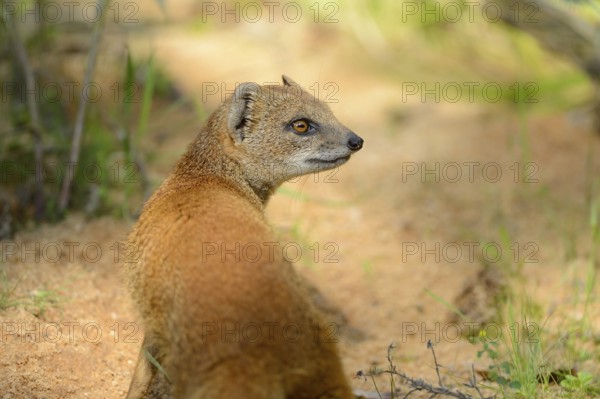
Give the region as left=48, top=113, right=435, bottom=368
left=2, top=5, right=600, bottom=399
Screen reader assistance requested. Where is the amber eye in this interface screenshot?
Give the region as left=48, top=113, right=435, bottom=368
left=291, top=119, right=310, bottom=134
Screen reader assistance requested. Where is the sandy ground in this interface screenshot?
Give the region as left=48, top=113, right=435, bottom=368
left=2, top=3, right=600, bottom=398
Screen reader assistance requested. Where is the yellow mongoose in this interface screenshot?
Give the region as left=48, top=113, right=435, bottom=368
left=125, top=75, right=363, bottom=399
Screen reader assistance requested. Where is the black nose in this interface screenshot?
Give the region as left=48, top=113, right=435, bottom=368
left=347, top=132, right=364, bottom=151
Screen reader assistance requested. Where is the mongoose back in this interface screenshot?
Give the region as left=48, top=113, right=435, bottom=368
left=125, top=75, right=364, bottom=399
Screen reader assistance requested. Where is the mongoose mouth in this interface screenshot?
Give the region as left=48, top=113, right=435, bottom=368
left=308, top=155, right=351, bottom=165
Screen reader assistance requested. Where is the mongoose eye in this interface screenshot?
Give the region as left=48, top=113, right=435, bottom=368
left=291, top=119, right=310, bottom=134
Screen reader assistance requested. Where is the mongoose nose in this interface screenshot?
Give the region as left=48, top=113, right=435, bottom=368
left=347, top=132, right=364, bottom=152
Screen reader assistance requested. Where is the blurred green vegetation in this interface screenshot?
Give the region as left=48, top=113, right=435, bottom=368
left=339, top=0, right=596, bottom=112
left=0, top=0, right=185, bottom=233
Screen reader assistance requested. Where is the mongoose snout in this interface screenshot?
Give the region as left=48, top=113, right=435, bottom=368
left=347, top=131, right=364, bottom=151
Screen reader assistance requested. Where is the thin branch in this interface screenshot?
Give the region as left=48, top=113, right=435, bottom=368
left=4, top=7, right=45, bottom=219
left=491, top=0, right=600, bottom=82
left=58, top=0, right=110, bottom=212
left=428, top=339, right=445, bottom=388
left=370, top=372, right=384, bottom=399
left=386, top=343, right=397, bottom=398
left=465, top=364, right=486, bottom=399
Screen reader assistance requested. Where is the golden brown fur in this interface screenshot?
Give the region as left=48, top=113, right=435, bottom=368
left=125, top=76, right=363, bottom=399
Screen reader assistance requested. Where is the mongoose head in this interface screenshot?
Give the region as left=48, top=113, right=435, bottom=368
left=224, top=75, right=363, bottom=189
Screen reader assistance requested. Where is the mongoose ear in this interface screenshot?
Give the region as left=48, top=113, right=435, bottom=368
left=227, top=82, right=260, bottom=143
left=282, top=75, right=299, bottom=87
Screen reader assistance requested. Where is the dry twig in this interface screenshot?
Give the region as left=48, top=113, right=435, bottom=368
left=357, top=342, right=494, bottom=399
